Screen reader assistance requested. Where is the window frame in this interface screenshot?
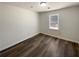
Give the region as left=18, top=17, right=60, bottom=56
left=49, top=14, right=59, bottom=30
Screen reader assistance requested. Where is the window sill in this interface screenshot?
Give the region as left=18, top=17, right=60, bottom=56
left=49, top=27, right=59, bottom=30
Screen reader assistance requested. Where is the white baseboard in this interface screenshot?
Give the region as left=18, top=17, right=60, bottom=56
left=41, top=32, right=79, bottom=44
left=0, top=32, right=39, bottom=51
left=0, top=32, right=78, bottom=52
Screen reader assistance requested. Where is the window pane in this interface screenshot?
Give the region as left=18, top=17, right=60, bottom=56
left=49, top=14, right=59, bottom=30
left=50, top=23, right=58, bottom=27
left=51, top=15, right=58, bottom=24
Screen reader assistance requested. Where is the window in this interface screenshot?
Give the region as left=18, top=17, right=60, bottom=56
left=49, top=14, right=59, bottom=30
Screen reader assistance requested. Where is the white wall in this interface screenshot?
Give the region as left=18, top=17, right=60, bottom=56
left=39, top=6, right=79, bottom=43
left=0, top=4, right=79, bottom=51
left=0, top=4, right=39, bottom=51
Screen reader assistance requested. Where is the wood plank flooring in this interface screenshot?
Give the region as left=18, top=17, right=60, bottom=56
left=0, top=33, right=79, bottom=57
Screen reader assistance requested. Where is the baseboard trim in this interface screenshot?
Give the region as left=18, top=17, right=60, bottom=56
left=0, top=33, right=79, bottom=53
left=0, top=33, right=41, bottom=53
left=41, top=32, right=79, bottom=44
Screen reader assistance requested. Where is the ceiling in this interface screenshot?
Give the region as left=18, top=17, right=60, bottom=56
left=0, top=2, right=79, bottom=12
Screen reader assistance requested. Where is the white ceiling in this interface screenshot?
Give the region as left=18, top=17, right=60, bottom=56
left=0, top=2, right=79, bottom=12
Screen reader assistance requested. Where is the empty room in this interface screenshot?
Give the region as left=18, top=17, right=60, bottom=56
left=0, top=2, right=79, bottom=57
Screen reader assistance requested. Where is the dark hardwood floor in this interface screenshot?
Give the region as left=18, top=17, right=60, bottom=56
left=0, top=33, right=79, bottom=57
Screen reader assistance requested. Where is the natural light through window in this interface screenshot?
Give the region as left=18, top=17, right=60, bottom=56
left=49, top=14, right=59, bottom=30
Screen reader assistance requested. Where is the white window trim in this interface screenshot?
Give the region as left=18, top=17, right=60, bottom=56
left=49, top=14, right=59, bottom=30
